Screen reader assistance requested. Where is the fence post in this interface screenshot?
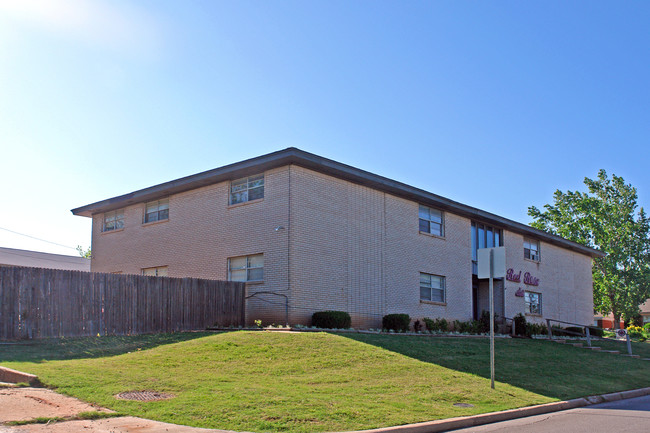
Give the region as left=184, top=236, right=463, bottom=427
left=546, top=319, right=553, bottom=340
left=585, top=327, right=591, bottom=347
left=626, top=332, right=633, bottom=355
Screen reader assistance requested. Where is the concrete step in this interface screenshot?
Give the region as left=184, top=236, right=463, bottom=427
left=583, top=347, right=601, bottom=351
left=571, top=343, right=583, bottom=347
left=620, top=354, right=641, bottom=358
left=553, top=340, right=566, bottom=344
left=601, top=350, right=620, bottom=354
left=642, top=358, right=650, bottom=361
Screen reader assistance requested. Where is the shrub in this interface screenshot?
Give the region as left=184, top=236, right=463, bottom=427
left=311, top=311, right=351, bottom=329
left=478, top=310, right=500, bottom=334
left=423, top=317, right=448, bottom=332
left=513, top=313, right=527, bottom=336
left=382, top=314, right=411, bottom=332
left=453, top=320, right=482, bottom=334
left=413, top=320, right=422, bottom=332
left=565, top=326, right=584, bottom=336
left=627, top=325, right=646, bottom=341
left=644, top=323, right=650, bottom=332
left=525, top=322, right=548, bottom=337
left=587, top=327, right=604, bottom=337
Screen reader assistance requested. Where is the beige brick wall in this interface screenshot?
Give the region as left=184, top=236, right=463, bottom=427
left=90, top=163, right=595, bottom=329
left=91, top=166, right=291, bottom=325
left=503, top=231, right=594, bottom=326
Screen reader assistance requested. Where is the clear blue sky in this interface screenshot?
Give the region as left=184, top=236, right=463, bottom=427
left=1, top=1, right=648, bottom=256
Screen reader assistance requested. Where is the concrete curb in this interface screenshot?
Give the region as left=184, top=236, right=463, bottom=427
left=0, top=366, right=39, bottom=386
left=336, top=387, right=650, bottom=433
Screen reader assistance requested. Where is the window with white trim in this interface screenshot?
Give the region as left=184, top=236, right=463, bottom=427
left=142, top=266, right=168, bottom=277
left=144, top=199, right=169, bottom=223
left=228, top=254, right=264, bottom=282
left=524, top=238, right=540, bottom=261
left=420, top=273, right=446, bottom=303
left=230, top=174, right=264, bottom=205
left=102, top=210, right=124, bottom=232
left=525, top=291, right=542, bottom=315
left=419, top=205, right=444, bottom=237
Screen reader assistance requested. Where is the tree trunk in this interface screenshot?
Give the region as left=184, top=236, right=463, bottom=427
left=612, top=312, right=622, bottom=330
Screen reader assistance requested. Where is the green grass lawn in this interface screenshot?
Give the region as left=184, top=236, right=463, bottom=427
left=2, top=331, right=650, bottom=432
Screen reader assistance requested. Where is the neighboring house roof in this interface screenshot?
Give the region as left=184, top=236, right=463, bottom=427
left=71, top=147, right=605, bottom=258
left=640, top=299, right=650, bottom=316
left=0, top=247, right=90, bottom=271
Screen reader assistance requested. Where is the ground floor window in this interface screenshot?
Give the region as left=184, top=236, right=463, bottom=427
left=420, top=273, right=445, bottom=303
left=525, top=291, right=542, bottom=315
left=228, top=254, right=264, bottom=282
left=142, top=266, right=168, bottom=277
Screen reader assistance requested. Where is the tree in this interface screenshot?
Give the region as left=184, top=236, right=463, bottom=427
left=76, top=245, right=92, bottom=259
left=528, top=170, right=650, bottom=329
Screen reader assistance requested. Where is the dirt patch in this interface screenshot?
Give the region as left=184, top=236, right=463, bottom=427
left=0, top=388, right=111, bottom=423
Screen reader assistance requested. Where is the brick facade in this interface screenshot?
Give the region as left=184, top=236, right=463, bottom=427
left=82, top=151, right=597, bottom=329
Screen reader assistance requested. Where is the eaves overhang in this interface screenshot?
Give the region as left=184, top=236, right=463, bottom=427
left=71, top=147, right=605, bottom=259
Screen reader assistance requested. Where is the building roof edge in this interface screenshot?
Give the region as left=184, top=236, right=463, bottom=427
left=71, top=147, right=605, bottom=258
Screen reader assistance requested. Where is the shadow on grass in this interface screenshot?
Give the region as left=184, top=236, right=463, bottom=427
left=337, top=332, right=650, bottom=401
left=0, top=331, right=216, bottom=363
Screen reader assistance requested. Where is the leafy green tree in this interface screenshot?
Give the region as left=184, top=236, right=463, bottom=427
left=528, top=170, right=650, bottom=329
left=76, top=245, right=92, bottom=259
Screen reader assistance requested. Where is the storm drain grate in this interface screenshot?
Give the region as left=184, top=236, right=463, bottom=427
left=115, top=391, right=174, bottom=401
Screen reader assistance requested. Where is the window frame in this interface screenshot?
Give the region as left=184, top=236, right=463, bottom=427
left=418, top=205, right=445, bottom=237
left=102, top=209, right=125, bottom=232
left=143, top=199, right=169, bottom=224
left=228, top=254, right=264, bottom=282
left=229, top=174, right=265, bottom=205
left=524, top=238, right=540, bottom=262
left=524, top=291, right=542, bottom=315
left=419, top=272, right=446, bottom=304
left=141, top=266, right=168, bottom=277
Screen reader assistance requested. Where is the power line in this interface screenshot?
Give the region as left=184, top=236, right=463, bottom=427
left=0, top=226, right=78, bottom=251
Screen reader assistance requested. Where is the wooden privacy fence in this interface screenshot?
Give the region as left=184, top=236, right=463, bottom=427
left=0, top=266, right=245, bottom=340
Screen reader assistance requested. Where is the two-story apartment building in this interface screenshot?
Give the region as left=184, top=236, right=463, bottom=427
left=72, top=148, right=603, bottom=328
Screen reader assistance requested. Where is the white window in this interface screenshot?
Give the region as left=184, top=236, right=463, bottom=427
left=420, top=273, right=445, bottom=303
left=142, top=266, right=168, bottom=277
left=144, top=199, right=169, bottom=223
left=524, top=238, right=540, bottom=261
left=228, top=254, right=264, bottom=282
left=525, top=291, right=542, bottom=315
left=102, top=210, right=124, bottom=232
left=419, top=205, right=444, bottom=237
left=230, top=174, right=264, bottom=205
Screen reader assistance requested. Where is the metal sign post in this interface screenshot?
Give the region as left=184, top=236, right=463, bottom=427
left=477, top=247, right=506, bottom=390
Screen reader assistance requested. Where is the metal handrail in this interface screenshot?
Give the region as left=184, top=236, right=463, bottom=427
left=545, top=318, right=633, bottom=355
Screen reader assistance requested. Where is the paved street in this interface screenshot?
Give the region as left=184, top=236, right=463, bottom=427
left=452, top=395, right=650, bottom=433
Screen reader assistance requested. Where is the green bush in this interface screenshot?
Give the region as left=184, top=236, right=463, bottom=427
left=382, top=314, right=411, bottom=332
left=311, top=311, right=351, bottom=329
left=565, top=326, right=584, bottom=335
left=513, top=313, right=527, bottom=336
left=453, top=320, right=482, bottom=334
left=643, top=323, right=650, bottom=332
left=525, top=322, right=548, bottom=337
left=423, top=317, right=448, bottom=332
left=588, top=327, right=604, bottom=337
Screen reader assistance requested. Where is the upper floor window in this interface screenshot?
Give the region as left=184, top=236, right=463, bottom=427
left=142, top=266, right=168, bottom=277
left=144, top=199, right=169, bottom=223
left=228, top=254, right=264, bottom=282
left=524, top=238, right=540, bottom=261
left=525, top=291, right=542, bottom=315
left=471, top=221, right=503, bottom=274
left=420, top=273, right=446, bottom=303
left=102, top=209, right=124, bottom=232
left=230, top=174, right=264, bottom=205
left=419, top=205, right=444, bottom=237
